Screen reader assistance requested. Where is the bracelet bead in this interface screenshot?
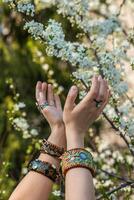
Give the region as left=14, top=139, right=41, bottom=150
left=40, top=139, right=64, bottom=158
left=28, top=159, right=61, bottom=183
left=61, top=148, right=96, bottom=177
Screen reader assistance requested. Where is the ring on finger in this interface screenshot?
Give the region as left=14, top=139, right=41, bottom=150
left=36, top=101, right=49, bottom=111
left=93, top=99, right=103, bottom=108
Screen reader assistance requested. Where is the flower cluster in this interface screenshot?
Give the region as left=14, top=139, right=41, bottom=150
left=6, top=79, right=39, bottom=139
left=17, top=2, right=35, bottom=16
left=35, top=50, right=64, bottom=94
left=12, top=117, right=38, bottom=138
left=3, top=0, right=35, bottom=16
left=24, top=19, right=96, bottom=67
left=24, top=20, right=44, bottom=40
left=56, top=0, right=89, bottom=25
left=56, top=0, right=120, bottom=38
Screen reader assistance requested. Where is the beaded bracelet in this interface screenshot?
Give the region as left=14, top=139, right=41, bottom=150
left=61, top=148, right=96, bottom=177
left=28, top=159, right=60, bottom=183
left=40, top=139, right=65, bottom=158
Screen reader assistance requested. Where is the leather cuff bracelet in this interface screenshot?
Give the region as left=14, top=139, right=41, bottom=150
left=28, top=159, right=60, bottom=183
left=40, top=139, right=65, bottom=158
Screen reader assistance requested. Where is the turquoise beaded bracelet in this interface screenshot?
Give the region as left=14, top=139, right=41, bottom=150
left=28, top=159, right=60, bottom=183
left=61, top=148, right=96, bottom=177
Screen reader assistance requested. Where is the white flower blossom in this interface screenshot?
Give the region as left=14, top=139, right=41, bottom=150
left=14, top=102, right=26, bottom=111
left=127, top=119, right=134, bottom=136
left=24, top=20, right=45, bottom=40
left=118, top=100, right=132, bottom=115
left=30, top=129, right=39, bottom=136
left=21, top=167, right=28, bottom=175
left=13, top=117, right=29, bottom=131
left=52, top=190, right=61, bottom=196
left=56, top=1, right=120, bottom=37
left=104, top=105, right=117, bottom=119
left=24, top=19, right=96, bottom=67
left=17, top=2, right=35, bottom=16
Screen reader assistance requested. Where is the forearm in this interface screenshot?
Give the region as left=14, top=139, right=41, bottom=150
left=9, top=127, right=65, bottom=200
left=9, top=155, right=55, bottom=200
left=65, top=130, right=95, bottom=200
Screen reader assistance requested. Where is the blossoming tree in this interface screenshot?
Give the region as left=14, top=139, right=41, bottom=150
left=2, top=0, right=134, bottom=199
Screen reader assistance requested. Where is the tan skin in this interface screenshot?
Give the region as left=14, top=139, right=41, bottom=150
left=9, top=75, right=110, bottom=200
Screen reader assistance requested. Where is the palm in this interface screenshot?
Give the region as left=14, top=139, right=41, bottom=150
left=42, top=105, right=63, bottom=126
left=36, top=81, right=63, bottom=128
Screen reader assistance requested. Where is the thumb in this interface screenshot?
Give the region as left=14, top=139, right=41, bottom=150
left=64, top=85, right=78, bottom=110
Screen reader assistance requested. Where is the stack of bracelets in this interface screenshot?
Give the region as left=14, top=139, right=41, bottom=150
left=28, top=139, right=96, bottom=183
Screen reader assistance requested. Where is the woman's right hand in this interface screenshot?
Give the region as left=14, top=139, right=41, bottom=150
left=63, top=75, right=110, bottom=149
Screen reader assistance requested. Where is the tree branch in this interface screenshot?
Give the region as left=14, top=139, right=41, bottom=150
left=87, top=35, right=134, bottom=157
left=97, top=182, right=134, bottom=199
left=116, top=0, right=127, bottom=17
left=99, top=169, right=134, bottom=184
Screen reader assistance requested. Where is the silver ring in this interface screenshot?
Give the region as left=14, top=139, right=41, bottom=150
left=39, top=102, right=49, bottom=110
left=36, top=101, right=49, bottom=111
left=93, top=99, right=103, bottom=108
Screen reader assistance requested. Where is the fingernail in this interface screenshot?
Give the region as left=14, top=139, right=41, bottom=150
left=37, top=81, right=41, bottom=84
left=98, top=75, right=102, bottom=81
left=70, top=85, right=77, bottom=92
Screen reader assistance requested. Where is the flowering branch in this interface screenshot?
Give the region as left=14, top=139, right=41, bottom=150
left=97, top=182, right=134, bottom=200
left=87, top=35, right=134, bottom=156
left=99, top=169, right=134, bottom=184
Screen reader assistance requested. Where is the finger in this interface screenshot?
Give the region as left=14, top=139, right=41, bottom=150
left=98, top=89, right=111, bottom=114
left=81, top=75, right=100, bottom=105
left=54, top=94, right=62, bottom=112
left=36, top=81, right=42, bottom=103
left=47, top=84, right=55, bottom=106
left=96, top=76, right=107, bottom=102
left=42, top=82, right=47, bottom=102
left=39, top=90, right=46, bottom=104
left=64, top=85, right=78, bottom=111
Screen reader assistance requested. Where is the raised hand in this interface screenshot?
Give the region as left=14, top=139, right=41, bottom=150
left=36, top=81, right=63, bottom=131
left=35, top=81, right=66, bottom=148
left=63, top=75, right=110, bottom=149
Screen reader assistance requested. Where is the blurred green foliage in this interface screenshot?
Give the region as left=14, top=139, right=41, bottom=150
left=0, top=1, right=73, bottom=199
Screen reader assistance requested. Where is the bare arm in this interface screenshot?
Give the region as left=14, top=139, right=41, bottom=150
left=9, top=82, right=66, bottom=200
left=65, top=135, right=95, bottom=200
left=63, top=75, right=110, bottom=200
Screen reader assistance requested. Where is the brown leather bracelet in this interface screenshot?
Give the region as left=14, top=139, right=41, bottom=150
left=40, top=139, right=65, bottom=158
left=28, top=159, right=61, bottom=183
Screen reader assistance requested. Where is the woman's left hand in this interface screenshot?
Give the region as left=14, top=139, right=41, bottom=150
left=35, top=81, right=66, bottom=148
left=36, top=81, right=64, bottom=131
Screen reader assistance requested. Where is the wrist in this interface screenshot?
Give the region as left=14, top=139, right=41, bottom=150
left=67, top=138, right=84, bottom=150
left=51, top=123, right=65, bottom=134
left=48, top=124, right=66, bottom=149
left=66, top=128, right=84, bottom=150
